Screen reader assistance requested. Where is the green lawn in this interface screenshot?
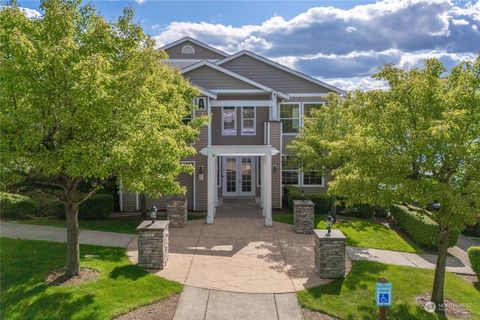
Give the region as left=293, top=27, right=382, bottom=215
left=273, top=213, right=422, bottom=253
left=15, top=213, right=206, bottom=234
left=0, top=237, right=182, bottom=320
left=298, top=261, right=480, bottom=320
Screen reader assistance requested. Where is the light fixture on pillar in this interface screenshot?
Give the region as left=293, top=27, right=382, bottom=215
left=325, top=215, right=334, bottom=236
left=150, top=205, right=157, bottom=223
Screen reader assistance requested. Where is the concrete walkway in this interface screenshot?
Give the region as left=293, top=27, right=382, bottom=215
left=0, top=221, right=136, bottom=248
left=347, top=246, right=475, bottom=275
left=173, top=286, right=303, bottom=320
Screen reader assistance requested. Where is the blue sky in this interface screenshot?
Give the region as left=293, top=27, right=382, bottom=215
left=16, top=0, right=480, bottom=90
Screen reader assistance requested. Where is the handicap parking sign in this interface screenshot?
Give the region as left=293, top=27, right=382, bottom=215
left=376, top=282, right=392, bottom=307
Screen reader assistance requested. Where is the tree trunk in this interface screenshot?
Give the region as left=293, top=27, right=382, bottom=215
left=431, top=227, right=450, bottom=314
left=65, top=200, right=80, bottom=277
left=330, top=194, right=337, bottom=220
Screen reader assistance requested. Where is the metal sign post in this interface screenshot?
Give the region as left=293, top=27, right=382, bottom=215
left=376, top=278, right=392, bottom=320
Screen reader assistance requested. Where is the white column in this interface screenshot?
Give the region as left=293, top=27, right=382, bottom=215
left=207, top=153, right=216, bottom=224
left=215, top=156, right=219, bottom=207
left=263, top=153, right=273, bottom=226
left=261, top=156, right=266, bottom=215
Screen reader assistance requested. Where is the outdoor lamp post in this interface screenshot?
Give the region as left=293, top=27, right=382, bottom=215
left=325, top=215, right=334, bottom=236
left=150, top=205, right=157, bottom=223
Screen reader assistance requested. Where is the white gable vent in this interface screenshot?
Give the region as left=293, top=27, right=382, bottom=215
left=181, top=45, right=195, bottom=54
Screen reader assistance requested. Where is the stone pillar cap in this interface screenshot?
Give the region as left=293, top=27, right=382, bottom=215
left=314, top=229, right=346, bottom=239
left=137, top=220, right=169, bottom=230
left=293, top=200, right=314, bottom=206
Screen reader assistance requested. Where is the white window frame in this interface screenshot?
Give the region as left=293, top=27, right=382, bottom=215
left=181, top=45, right=195, bottom=54
left=301, top=170, right=325, bottom=187
left=241, top=106, right=256, bottom=136
left=221, top=106, right=237, bottom=136
left=301, top=102, right=326, bottom=127
left=280, top=102, right=301, bottom=136
left=281, top=154, right=300, bottom=186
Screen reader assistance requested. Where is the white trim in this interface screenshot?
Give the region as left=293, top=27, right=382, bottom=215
left=181, top=61, right=289, bottom=99
left=166, top=59, right=220, bottom=63
left=192, top=85, right=217, bottom=99
left=222, top=156, right=256, bottom=197
left=287, top=93, right=330, bottom=97
left=207, top=97, right=212, bottom=146
left=180, top=160, right=196, bottom=211
left=216, top=50, right=345, bottom=95
left=211, top=89, right=266, bottom=94
left=135, top=193, right=139, bottom=211
left=221, top=106, right=237, bottom=136
left=241, top=106, right=256, bottom=136
left=279, top=123, right=283, bottom=209
left=211, top=100, right=272, bottom=107
left=200, top=145, right=279, bottom=157
left=181, top=44, right=195, bottom=55
left=162, top=36, right=229, bottom=57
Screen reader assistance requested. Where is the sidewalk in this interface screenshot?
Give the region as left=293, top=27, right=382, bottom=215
left=173, top=286, right=303, bottom=320
left=347, top=246, right=475, bottom=275
left=0, top=221, right=135, bottom=248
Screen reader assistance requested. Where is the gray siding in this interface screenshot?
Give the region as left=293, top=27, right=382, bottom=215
left=211, top=107, right=268, bottom=145
left=145, top=172, right=195, bottom=211
left=184, top=66, right=258, bottom=90
left=268, top=122, right=282, bottom=209
left=217, top=94, right=271, bottom=101
left=122, top=191, right=137, bottom=211
left=164, top=40, right=226, bottom=60
left=221, top=55, right=332, bottom=94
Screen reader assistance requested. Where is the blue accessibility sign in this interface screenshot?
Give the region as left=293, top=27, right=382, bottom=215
left=376, top=282, right=392, bottom=307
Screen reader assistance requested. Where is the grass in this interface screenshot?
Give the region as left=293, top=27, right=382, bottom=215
left=273, top=213, right=422, bottom=253
left=14, top=213, right=206, bottom=234
left=298, top=260, right=480, bottom=320
left=0, top=237, right=182, bottom=320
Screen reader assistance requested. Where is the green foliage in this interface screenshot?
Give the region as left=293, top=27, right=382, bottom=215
left=283, top=186, right=331, bottom=215
left=346, top=204, right=388, bottom=219
left=0, top=238, right=182, bottom=320
left=391, top=205, right=459, bottom=249
left=297, top=261, right=480, bottom=319
left=467, top=246, right=480, bottom=280
left=79, top=194, right=113, bottom=220
left=0, top=192, right=37, bottom=218
left=24, top=191, right=64, bottom=217
left=0, top=0, right=205, bottom=200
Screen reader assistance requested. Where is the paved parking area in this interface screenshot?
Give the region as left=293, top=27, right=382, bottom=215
left=128, top=199, right=336, bottom=293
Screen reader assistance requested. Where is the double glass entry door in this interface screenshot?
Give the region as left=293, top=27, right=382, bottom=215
left=222, top=157, right=255, bottom=197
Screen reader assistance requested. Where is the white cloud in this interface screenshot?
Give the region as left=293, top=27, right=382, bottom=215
left=0, top=6, right=41, bottom=19
left=153, top=0, right=480, bottom=90
left=136, top=0, right=146, bottom=4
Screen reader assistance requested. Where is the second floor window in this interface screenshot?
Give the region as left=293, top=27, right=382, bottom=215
left=222, top=106, right=236, bottom=135
left=280, top=103, right=300, bottom=134
left=241, top=107, right=255, bottom=135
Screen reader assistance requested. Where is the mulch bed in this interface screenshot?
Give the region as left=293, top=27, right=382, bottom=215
left=45, top=267, right=99, bottom=286
left=302, top=309, right=338, bottom=320
left=114, top=294, right=180, bottom=320
left=415, top=293, right=472, bottom=319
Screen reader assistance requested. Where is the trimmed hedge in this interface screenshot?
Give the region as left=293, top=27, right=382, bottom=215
left=390, top=205, right=459, bottom=249
left=0, top=192, right=37, bottom=218
left=284, top=186, right=331, bottom=215
left=79, top=194, right=113, bottom=220
left=346, top=204, right=389, bottom=219
left=467, top=246, right=480, bottom=280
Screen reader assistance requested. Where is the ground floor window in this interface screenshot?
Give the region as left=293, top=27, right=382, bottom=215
left=303, top=170, right=323, bottom=186
left=282, top=155, right=299, bottom=185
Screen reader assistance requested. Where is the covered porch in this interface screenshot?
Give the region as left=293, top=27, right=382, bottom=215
left=200, top=145, right=279, bottom=226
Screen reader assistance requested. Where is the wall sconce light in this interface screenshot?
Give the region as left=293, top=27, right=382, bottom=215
left=198, top=166, right=204, bottom=174
left=273, top=165, right=277, bottom=173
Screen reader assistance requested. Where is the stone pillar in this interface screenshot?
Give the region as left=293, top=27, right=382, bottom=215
left=167, top=198, right=187, bottom=228
left=314, top=229, right=346, bottom=278
left=137, top=220, right=169, bottom=269
left=293, top=200, right=314, bottom=234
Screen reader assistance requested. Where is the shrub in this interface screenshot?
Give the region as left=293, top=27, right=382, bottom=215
left=24, top=191, right=64, bottom=218
left=79, top=194, right=113, bottom=220
left=390, top=205, right=459, bottom=249
left=467, top=246, right=480, bottom=280
left=283, top=186, right=331, bottom=215
left=346, top=204, right=389, bottom=219
left=0, top=192, right=37, bottom=219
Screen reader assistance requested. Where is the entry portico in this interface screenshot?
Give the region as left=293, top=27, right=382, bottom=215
left=200, top=145, right=279, bottom=226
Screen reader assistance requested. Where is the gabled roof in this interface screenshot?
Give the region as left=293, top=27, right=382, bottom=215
left=193, top=85, right=217, bottom=99
left=161, top=37, right=229, bottom=58
left=181, top=61, right=289, bottom=99
left=216, top=50, right=345, bottom=95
